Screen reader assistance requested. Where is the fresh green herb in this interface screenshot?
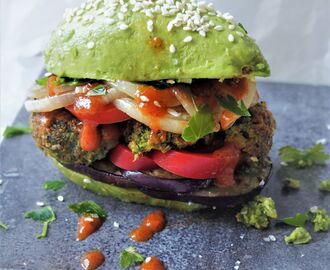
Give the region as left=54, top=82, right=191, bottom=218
left=53, top=77, right=87, bottom=86
left=236, top=196, right=277, bottom=229
left=284, top=227, right=312, bottom=245
left=36, top=76, right=49, bottom=86
left=319, top=180, right=330, bottom=192
left=0, top=220, right=8, bottom=231
left=68, top=200, right=107, bottom=220
left=283, top=178, right=300, bottom=189
left=238, top=22, right=248, bottom=34
left=43, top=180, right=65, bottom=191
left=218, top=95, right=251, bottom=117
left=24, top=206, right=56, bottom=238
left=119, top=246, right=145, bottom=269
left=3, top=124, right=32, bottom=138
left=182, top=104, right=215, bottom=142
left=280, top=213, right=309, bottom=227
left=279, top=144, right=330, bottom=168
left=86, top=85, right=107, bottom=96
left=309, top=207, right=330, bottom=232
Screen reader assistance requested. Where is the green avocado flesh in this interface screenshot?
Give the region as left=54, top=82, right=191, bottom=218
left=53, top=159, right=205, bottom=212
left=45, top=0, right=270, bottom=81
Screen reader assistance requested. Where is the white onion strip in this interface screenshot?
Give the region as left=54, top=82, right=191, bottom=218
left=25, top=92, right=75, bottom=112
left=172, top=86, right=198, bottom=116
left=27, top=84, right=75, bottom=99
left=114, top=98, right=187, bottom=134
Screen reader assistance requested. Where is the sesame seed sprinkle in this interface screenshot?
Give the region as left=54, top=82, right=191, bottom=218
left=228, top=24, right=236, bottom=30
left=119, top=23, right=128, bottom=30
left=57, top=195, right=64, bottom=202
left=183, top=35, right=193, bottom=43
left=169, top=44, right=176, bottom=53
left=83, top=178, right=91, bottom=184
left=140, top=95, right=150, bottom=102
left=228, top=33, right=235, bottom=42
left=87, top=41, right=95, bottom=49
left=154, top=101, right=162, bottom=107
left=36, top=201, right=45, bottom=207
left=147, top=19, right=153, bottom=32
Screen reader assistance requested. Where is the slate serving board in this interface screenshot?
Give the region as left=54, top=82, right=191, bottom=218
left=0, top=82, right=329, bottom=270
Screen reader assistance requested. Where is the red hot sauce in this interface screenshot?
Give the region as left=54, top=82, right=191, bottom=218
left=140, top=256, right=165, bottom=270
left=80, top=250, right=105, bottom=270
left=76, top=216, right=103, bottom=241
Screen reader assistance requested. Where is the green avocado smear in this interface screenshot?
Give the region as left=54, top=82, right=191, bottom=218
left=45, top=0, right=270, bottom=81
left=53, top=159, right=205, bottom=212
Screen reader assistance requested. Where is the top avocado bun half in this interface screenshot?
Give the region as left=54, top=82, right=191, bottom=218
left=45, top=0, right=270, bottom=82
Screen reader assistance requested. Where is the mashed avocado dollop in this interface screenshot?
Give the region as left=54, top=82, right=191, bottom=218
left=310, top=207, right=330, bottom=232
left=284, top=227, right=312, bottom=245
left=236, top=195, right=277, bottom=229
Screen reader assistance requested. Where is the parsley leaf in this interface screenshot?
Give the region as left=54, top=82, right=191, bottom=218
left=86, top=85, right=107, bottom=96
left=283, top=178, right=300, bottom=189
left=36, top=76, right=49, bottom=86
left=218, top=95, right=251, bottom=117
left=68, top=200, right=107, bottom=220
left=182, top=104, right=215, bottom=142
left=279, top=144, right=330, bottom=168
left=3, top=124, right=32, bottom=138
left=24, top=206, right=56, bottom=238
left=0, top=220, right=8, bottom=231
left=319, top=180, right=330, bottom=192
left=119, top=246, right=145, bottom=269
left=280, top=213, right=309, bottom=227
left=43, top=180, right=65, bottom=191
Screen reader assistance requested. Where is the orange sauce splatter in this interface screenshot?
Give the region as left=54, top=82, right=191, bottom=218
left=77, top=216, right=103, bottom=241
left=80, top=250, right=105, bottom=270
left=130, top=211, right=166, bottom=242
left=140, top=256, right=165, bottom=270
left=150, top=37, right=164, bottom=49
left=220, top=110, right=240, bottom=130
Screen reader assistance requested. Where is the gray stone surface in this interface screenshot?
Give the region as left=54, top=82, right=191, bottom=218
left=0, top=82, right=329, bottom=270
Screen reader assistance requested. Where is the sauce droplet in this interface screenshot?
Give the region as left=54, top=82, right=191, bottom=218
left=140, top=256, right=165, bottom=270
left=77, top=216, right=103, bottom=241
left=80, top=121, right=100, bottom=152
left=130, top=211, right=166, bottom=242
left=80, top=250, right=105, bottom=270
left=150, top=37, right=164, bottom=49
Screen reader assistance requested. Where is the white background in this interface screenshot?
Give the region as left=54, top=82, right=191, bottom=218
left=1, top=0, right=329, bottom=136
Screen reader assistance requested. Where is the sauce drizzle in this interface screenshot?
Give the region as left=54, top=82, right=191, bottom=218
left=80, top=250, right=105, bottom=270
left=130, top=211, right=166, bottom=242
left=77, top=216, right=103, bottom=241
left=140, top=256, right=165, bottom=270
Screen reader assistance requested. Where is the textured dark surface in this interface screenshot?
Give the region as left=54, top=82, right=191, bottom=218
left=0, top=82, right=330, bottom=270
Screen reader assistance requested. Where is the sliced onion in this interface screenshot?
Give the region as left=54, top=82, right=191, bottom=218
left=25, top=92, right=75, bottom=112
left=101, top=88, right=128, bottom=103
left=27, top=85, right=48, bottom=99
left=114, top=98, right=187, bottom=134
left=242, top=79, right=258, bottom=108
left=172, top=85, right=198, bottom=116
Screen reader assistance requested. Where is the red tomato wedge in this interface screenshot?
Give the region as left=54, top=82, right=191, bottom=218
left=66, top=103, right=130, bottom=124
left=109, top=144, right=158, bottom=171
left=151, top=143, right=241, bottom=186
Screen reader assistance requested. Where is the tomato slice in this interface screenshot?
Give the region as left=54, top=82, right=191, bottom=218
left=66, top=103, right=130, bottom=124
left=151, top=143, right=241, bottom=186
left=109, top=144, right=158, bottom=171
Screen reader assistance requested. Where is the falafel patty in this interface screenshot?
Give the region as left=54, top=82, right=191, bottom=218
left=31, top=102, right=275, bottom=167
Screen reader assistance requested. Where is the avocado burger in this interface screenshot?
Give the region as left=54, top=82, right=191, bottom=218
left=26, top=0, right=275, bottom=211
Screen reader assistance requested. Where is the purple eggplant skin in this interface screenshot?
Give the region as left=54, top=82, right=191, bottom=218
left=64, top=163, right=213, bottom=193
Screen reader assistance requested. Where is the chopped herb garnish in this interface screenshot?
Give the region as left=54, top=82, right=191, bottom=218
left=86, top=85, right=107, bottom=96
left=280, top=213, right=309, bottom=227
left=53, top=77, right=88, bottom=86
left=3, top=124, right=32, bottom=138
left=68, top=200, right=107, bottom=220
left=0, top=220, right=8, bottom=231
left=310, top=207, right=330, bottom=232
left=24, top=206, right=56, bottom=238
left=182, top=104, right=215, bottom=142
left=319, top=180, right=330, bottom=192
left=119, top=246, right=144, bottom=269
left=236, top=196, right=277, bottom=229
left=218, top=95, right=251, bottom=117
left=43, top=180, right=65, bottom=191
left=283, top=178, right=300, bottom=189
left=284, top=227, right=312, bottom=245
left=36, top=76, right=49, bottom=86
left=279, top=144, right=330, bottom=168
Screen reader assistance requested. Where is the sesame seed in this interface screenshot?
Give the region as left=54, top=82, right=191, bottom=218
left=169, top=44, right=176, bottom=53
left=310, top=206, right=318, bottom=213
left=228, top=34, right=235, bottom=42
left=214, top=25, right=223, bottom=31
left=269, top=235, right=276, bottom=242
left=154, top=101, right=162, bottom=107
left=36, top=201, right=45, bottom=207
left=140, top=95, right=150, bottom=102
left=316, top=138, right=327, bottom=144
left=236, top=31, right=244, bottom=37
left=105, top=18, right=115, bottom=25
left=234, top=265, right=240, bottom=270
left=167, top=22, right=174, bottom=31
left=173, top=59, right=179, bottom=65
left=113, top=221, right=120, bottom=228
left=198, top=255, right=202, bottom=258
left=183, top=36, right=193, bottom=43
left=188, top=201, right=192, bottom=205
left=119, top=23, right=129, bottom=30
left=84, top=217, right=94, bottom=222
left=240, top=234, right=245, bottom=239
left=199, top=30, right=206, bottom=37
left=83, top=178, right=91, bottom=184
left=228, top=24, right=236, bottom=30
left=263, top=237, right=271, bottom=242
left=87, top=41, right=95, bottom=49
left=147, top=20, right=153, bottom=32
left=212, top=206, right=217, bottom=210
left=118, top=12, right=125, bottom=20
left=57, top=195, right=64, bottom=202
left=167, top=108, right=181, bottom=117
